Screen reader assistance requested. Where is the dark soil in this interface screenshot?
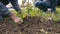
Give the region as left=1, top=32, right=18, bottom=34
left=0, top=16, right=60, bottom=34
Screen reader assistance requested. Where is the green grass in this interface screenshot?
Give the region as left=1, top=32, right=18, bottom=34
left=11, top=6, right=60, bottom=22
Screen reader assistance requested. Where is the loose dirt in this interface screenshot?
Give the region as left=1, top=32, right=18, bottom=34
left=0, top=16, right=60, bottom=34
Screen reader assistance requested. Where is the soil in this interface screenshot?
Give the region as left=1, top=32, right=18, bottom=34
left=0, top=16, right=60, bottom=34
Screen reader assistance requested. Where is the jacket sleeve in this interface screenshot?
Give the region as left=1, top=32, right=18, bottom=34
left=10, top=0, right=21, bottom=11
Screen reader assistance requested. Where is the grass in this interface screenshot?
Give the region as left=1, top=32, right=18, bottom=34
left=11, top=6, right=60, bottom=22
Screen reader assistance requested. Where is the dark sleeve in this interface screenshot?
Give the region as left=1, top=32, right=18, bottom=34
left=10, top=0, right=21, bottom=11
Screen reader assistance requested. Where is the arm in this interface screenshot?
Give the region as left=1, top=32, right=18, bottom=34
left=10, top=0, right=21, bottom=12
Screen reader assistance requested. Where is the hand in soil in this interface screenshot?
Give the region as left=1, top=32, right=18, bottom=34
left=10, top=13, right=22, bottom=24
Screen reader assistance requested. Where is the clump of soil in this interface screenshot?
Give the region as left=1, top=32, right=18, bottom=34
left=0, top=16, right=60, bottom=34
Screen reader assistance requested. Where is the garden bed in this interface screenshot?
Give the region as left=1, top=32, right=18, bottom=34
left=0, top=16, right=60, bottom=34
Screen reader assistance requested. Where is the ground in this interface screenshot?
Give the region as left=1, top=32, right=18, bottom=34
left=0, top=16, right=60, bottom=34
left=0, top=5, right=60, bottom=34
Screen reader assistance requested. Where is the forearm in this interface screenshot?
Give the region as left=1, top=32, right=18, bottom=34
left=10, top=0, right=21, bottom=11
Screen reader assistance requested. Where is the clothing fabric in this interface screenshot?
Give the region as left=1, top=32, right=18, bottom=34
left=35, top=0, right=58, bottom=12
left=0, top=0, right=21, bottom=21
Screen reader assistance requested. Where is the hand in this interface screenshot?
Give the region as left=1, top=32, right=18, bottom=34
left=10, top=13, right=23, bottom=24
left=47, top=8, right=52, bottom=13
